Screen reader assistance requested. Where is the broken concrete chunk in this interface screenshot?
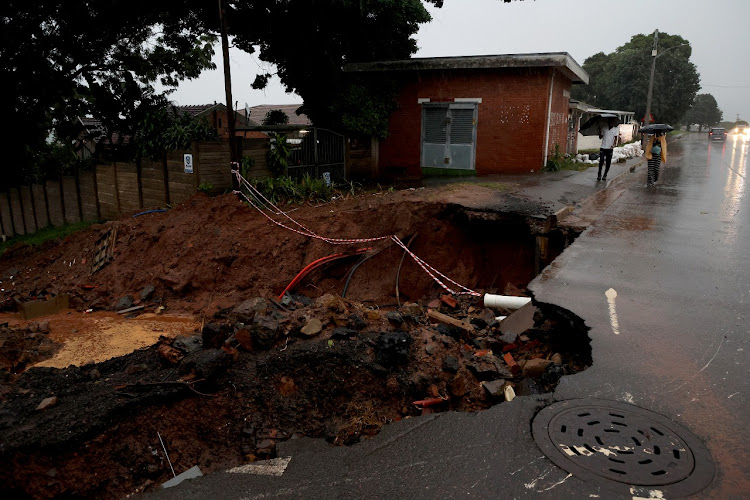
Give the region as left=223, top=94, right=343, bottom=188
left=174, top=335, right=202, bottom=353
left=231, top=298, right=269, bottom=323
left=315, top=294, right=347, bottom=313
left=139, top=285, right=156, bottom=301
left=467, top=354, right=513, bottom=381
left=252, top=315, right=280, bottom=350
left=36, top=396, right=58, bottom=410
left=300, top=318, right=323, bottom=337
left=162, top=465, right=203, bottom=489
left=481, top=380, right=505, bottom=398
left=113, top=295, right=134, bottom=311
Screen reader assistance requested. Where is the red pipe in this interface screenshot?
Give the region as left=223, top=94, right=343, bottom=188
left=278, top=247, right=371, bottom=300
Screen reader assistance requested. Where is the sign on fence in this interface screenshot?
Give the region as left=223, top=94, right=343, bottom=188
left=184, top=154, right=194, bottom=174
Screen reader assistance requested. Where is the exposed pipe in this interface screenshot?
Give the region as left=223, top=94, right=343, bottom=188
left=484, top=294, right=531, bottom=310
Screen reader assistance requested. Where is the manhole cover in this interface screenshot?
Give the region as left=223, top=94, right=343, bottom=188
left=532, top=399, right=714, bottom=496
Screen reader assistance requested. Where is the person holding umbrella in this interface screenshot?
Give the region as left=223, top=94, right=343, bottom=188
left=640, top=123, right=673, bottom=187
left=645, top=133, right=667, bottom=186
left=597, top=118, right=621, bottom=182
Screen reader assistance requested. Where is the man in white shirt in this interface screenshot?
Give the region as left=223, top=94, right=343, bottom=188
left=597, top=119, right=620, bottom=182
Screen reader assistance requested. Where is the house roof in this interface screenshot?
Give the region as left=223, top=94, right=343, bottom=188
left=242, top=104, right=311, bottom=126
left=176, top=103, right=258, bottom=126
left=345, top=52, right=589, bottom=84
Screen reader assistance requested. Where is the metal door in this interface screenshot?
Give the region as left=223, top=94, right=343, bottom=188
left=421, top=103, right=477, bottom=170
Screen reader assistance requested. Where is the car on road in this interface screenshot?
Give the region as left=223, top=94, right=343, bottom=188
left=709, top=127, right=727, bottom=141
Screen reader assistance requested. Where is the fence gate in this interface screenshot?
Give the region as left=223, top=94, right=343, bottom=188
left=286, top=128, right=346, bottom=183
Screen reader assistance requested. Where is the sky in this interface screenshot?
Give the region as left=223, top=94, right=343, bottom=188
left=165, top=0, right=750, bottom=123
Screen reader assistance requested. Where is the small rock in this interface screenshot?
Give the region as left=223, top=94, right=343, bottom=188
left=36, top=396, right=58, bottom=410
left=300, top=318, right=323, bottom=337
left=442, top=355, right=459, bottom=374
left=139, top=285, right=156, bottom=301
left=364, top=310, right=380, bottom=321
left=113, top=295, right=134, bottom=311
left=46, top=468, right=58, bottom=478
left=551, top=353, right=563, bottom=366
left=38, top=321, right=50, bottom=333
left=88, top=368, right=101, bottom=380
left=425, top=344, right=436, bottom=356
left=467, top=354, right=513, bottom=381
left=427, top=299, right=440, bottom=309
left=400, top=302, right=423, bottom=316
left=331, top=327, right=356, bottom=340
left=522, top=358, right=552, bottom=378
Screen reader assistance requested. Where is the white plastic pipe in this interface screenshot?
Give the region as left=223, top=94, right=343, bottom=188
left=495, top=316, right=507, bottom=322
left=484, top=294, right=532, bottom=310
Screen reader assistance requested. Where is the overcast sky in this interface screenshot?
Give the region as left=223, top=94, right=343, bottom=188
left=166, top=0, right=750, bottom=123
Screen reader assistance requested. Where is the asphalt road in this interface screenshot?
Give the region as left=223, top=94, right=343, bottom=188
left=153, top=134, right=749, bottom=499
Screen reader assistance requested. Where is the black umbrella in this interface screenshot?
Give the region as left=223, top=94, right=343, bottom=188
left=580, top=113, right=621, bottom=136
left=640, top=123, right=674, bottom=134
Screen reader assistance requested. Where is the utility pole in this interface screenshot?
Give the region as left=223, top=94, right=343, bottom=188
left=644, top=30, right=659, bottom=128
left=218, top=0, right=239, bottom=190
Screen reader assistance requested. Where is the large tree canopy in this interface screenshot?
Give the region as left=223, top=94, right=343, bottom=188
left=572, top=32, right=700, bottom=125
left=2, top=0, right=216, bottom=186
left=685, top=94, right=723, bottom=131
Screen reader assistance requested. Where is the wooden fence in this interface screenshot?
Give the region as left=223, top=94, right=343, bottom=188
left=0, top=138, right=271, bottom=238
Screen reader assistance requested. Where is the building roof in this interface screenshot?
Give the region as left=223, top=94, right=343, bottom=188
left=345, top=52, right=589, bottom=84
left=243, top=104, right=311, bottom=126
left=176, top=103, right=258, bottom=126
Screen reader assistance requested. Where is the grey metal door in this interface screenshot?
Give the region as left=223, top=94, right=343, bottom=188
left=421, top=103, right=477, bottom=170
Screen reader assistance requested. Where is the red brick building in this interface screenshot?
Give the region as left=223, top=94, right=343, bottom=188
left=345, top=53, right=588, bottom=178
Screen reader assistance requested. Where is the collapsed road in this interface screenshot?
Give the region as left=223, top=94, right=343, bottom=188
left=0, top=179, right=603, bottom=498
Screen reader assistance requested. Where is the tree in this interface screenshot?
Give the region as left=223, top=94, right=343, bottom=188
left=262, top=110, right=290, bottom=126
left=226, top=1, right=523, bottom=138
left=572, top=32, right=700, bottom=125
left=684, top=94, right=723, bottom=131
left=1, top=0, right=216, bottom=187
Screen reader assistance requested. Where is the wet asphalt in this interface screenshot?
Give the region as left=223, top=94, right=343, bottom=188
left=152, top=134, right=749, bottom=499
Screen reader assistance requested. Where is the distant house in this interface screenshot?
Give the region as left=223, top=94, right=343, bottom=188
left=242, top=104, right=311, bottom=127
left=345, top=52, right=589, bottom=179
left=177, top=103, right=257, bottom=139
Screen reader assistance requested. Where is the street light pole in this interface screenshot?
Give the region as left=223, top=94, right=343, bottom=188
left=644, top=30, right=659, bottom=128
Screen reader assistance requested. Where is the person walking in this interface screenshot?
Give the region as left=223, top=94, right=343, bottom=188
left=645, top=133, right=667, bottom=186
left=597, top=118, right=620, bottom=182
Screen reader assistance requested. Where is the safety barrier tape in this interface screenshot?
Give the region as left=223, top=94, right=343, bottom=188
left=231, top=169, right=481, bottom=297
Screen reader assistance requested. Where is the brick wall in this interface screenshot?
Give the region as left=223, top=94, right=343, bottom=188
left=378, top=67, right=573, bottom=177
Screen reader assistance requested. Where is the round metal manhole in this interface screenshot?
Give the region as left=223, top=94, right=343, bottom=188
left=532, top=399, right=715, bottom=496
